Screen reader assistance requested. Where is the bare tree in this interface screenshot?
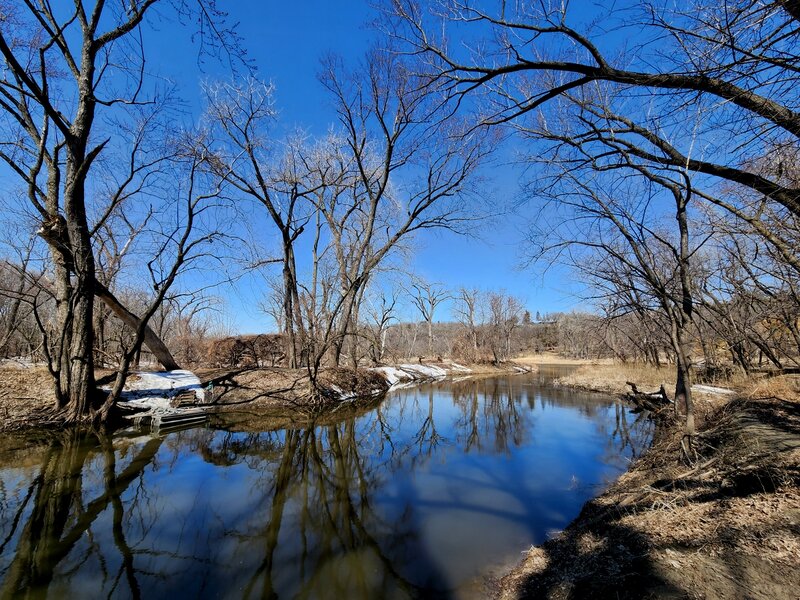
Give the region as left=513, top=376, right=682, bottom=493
left=302, top=48, right=488, bottom=378
left=454, top=287, right=482, bottom=355
left=205, top=45, right=489, bottom=394
left=390, top=0, right=800, bottom=217
left=204, top=80, right=313, bottom=368
left=487, top=292, right=525, bottom=361
left=409, top=280, right=450, bottom=357
left=98, top=136, right=231, bottom=418
left=0, top=233, right=38, bottom=358
left=525, top=128, right=705, bottom=449
left=364, top=287, right=400, bottom=364
left=0, top=1, right=239, bottom=420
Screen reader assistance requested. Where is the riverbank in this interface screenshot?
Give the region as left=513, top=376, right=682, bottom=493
left=550, top=362, right=744, bottom=399
left=497, top=374, right=800, bottom=599
left=0, top=359, right=534, bottom=432
left=199, top=359, right=532, bottom=416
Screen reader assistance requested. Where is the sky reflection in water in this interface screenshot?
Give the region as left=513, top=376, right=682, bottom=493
left=0, top=369, right=652, bottom=599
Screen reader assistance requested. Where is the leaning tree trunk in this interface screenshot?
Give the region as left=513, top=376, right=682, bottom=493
left=94, top=283, right=180, bottom=371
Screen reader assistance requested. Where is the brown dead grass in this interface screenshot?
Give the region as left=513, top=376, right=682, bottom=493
left=554, top=363, right=676, bottom=396
left=317, top=367, right=389, bottom=400
left=498, top=388, right=800, bottom=600
left=741, top=373, right=800, bottom=403
left=515, top=352, right=614, bottom=366
left=0, top=367, right=56, bottom=431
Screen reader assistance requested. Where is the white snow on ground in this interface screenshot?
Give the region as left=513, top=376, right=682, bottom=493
left=371, top=366, right=416, bottom=386
left=0, top=357, right=41, bottom=369
left=328, top=385, right=358, bottom=400
left=371, top=363, right=459, bottom=391
left=111, top=370, right=205, bottom=411
left=692, top=384, right=736, bottom=396
left=397, top=363, right=449, bottom=378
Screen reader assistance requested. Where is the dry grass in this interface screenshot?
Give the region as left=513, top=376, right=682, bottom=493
left=553, top=363, right=676, bottom=396
left=741, top=373, right=800, bottom=403
left=515, top=352, right=613, bottom=366
left=197, top=366, right=314, bottom=408
left=0, top=367, right=56, bottom=431
left=317, top=367, right=389, bottom=400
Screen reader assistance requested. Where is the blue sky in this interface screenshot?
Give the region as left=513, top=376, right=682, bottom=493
left=145, top=1, right=584, bottom=331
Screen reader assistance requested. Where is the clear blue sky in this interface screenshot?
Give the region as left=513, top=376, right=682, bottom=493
left=146, top=1, right=584, bottom=332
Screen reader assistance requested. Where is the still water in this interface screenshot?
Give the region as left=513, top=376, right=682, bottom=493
left=0, top=367, right=651, bottom=599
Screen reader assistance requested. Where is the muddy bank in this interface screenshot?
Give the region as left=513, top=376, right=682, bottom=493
left=497, top=381, right=800, bottom=599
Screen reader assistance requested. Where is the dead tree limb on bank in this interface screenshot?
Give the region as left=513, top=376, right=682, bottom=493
left=625, top=381, right=672, bottom=413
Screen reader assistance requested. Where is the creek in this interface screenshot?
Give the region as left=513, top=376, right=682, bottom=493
left=0, top=366, right=652, bottom=599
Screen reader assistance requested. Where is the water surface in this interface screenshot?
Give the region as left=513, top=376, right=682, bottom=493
left=0, top=367, right=651, bottom=599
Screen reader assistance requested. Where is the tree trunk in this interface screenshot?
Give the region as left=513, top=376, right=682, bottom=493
left=380, top=327, right=388, bottom=362
left=94, top=283, right=180, bottom=371
left=281, top=242, right=306, bottom=368
left=349, top=285, right=366, bottom=370
left=674, top=336, right=694, bottom=436
left=282, top=262, right=298, bottom=369
left=62, top=185, right=96, bottom=419
left=674, top=188, right=695, bottom=452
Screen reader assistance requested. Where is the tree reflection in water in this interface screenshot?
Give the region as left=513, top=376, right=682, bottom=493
left=0, top=374, right=651, bottom=599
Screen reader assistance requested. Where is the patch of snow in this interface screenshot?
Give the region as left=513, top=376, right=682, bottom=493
left=111, top=370, right=205, bottom=412
left=327, top=384, right=358, bottom=400
left=371, top=366, right=415, bottom=386
left=692, top=384, right=735, bottom=396
left=397, top=363, right=448, bottom=379
left=372, top=362, right=479, bottom=391
left=0, top=357, right=41, bottom=369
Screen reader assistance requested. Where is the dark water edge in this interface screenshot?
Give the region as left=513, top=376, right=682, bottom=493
left=0, top=366, right=652, bottom=599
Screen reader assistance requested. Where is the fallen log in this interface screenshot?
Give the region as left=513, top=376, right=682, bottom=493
left=625, top=381, right=672, bottom=412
